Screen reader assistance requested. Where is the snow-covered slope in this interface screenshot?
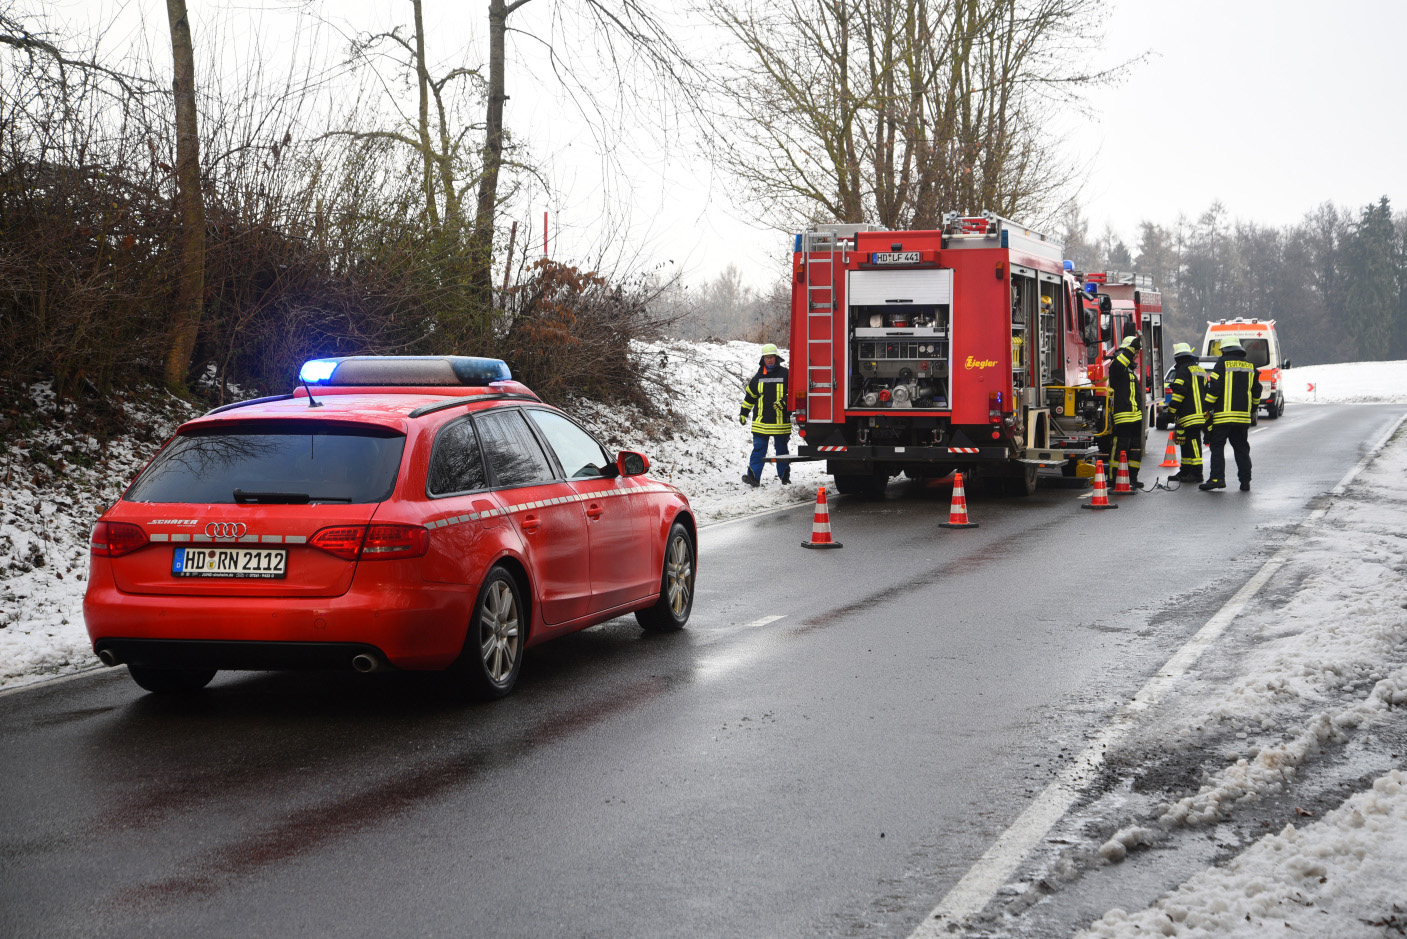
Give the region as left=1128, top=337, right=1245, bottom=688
left=1283, top=360, right=1407, bottom=405
left=1, top=384, right=194, bottom=686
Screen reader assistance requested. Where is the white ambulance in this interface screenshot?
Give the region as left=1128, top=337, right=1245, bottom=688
left=1201, top=318, right=1290, bottom=418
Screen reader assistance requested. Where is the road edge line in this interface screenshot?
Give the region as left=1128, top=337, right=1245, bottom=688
left=908, top=407, right=1407, bottom=936
left=0, top=665, right=111, bottom=699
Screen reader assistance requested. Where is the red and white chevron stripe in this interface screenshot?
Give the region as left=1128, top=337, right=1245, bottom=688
left=817, top=445, right=848, bottom=452
left=947, top=447, right=980, bottom=454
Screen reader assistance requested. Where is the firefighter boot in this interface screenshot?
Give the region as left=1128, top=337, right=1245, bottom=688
left=741, top=471, right=760, bottom=488
left=1173, top=468, right=1204, bottom=483
left=779, top=469, right=791, bottom=485
left=1199, top=478, right=1226, bottom=491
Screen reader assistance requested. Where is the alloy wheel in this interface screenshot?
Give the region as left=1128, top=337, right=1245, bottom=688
left=479, top=580, right=520, bottom=684
left=665, top=533, right=694, bottom=617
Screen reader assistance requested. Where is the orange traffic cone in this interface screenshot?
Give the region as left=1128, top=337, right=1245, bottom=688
left=940, top=472, right=980, bottom=528
left=1082, top=459, right=1119, bottom=510
left=801, top=487, right=843, bottom=549
left=1159, top=433, right=1179, bottom=468
left=1113, top=451, right=1134, bottom=494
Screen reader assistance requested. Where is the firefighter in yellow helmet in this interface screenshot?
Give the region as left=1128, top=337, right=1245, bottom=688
left=1200, top=339, right=1262, bottom=491
left=1105, top=333, right=1145, bottom=489
left=739, top=343, right=792, bottom=486
left=1166, top=342, right=1209, bottom=483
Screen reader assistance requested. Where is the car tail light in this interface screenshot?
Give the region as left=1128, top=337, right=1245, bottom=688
left=309, top=524, right=428, bottom=561
left=90, top=521, right=149, bottom=558
left=989, top=391, right=1004, bottom=423
left=361, top=524, right=429, bottom=560
left=310, top=526, right=367, bottom=560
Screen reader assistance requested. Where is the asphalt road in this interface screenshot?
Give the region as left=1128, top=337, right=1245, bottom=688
left=2, top=403, right=1402, bottom=939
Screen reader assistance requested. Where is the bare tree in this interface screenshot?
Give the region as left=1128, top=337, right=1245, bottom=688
left=163, top=0, right=206, bottom=394
left=703, top=0, right=1126, bottom=231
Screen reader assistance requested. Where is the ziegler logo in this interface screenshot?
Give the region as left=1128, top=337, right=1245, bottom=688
left=204, top=522, right=248, bottom=539
left=964, top=356, right=998, bottom=369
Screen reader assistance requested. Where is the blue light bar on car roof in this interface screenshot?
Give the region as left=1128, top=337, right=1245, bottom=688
left=299, top=359, right=338, bottom=383
left=297, top=356, right=512, bottom=387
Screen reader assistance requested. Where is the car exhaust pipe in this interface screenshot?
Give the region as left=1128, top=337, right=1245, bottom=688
left=97, top=649, right=121, bottom=667
left=351, top=653, right=383, bottom=674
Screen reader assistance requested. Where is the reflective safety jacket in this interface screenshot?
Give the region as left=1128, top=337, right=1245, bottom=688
left=1107, top=347, right=1143, bottom=426
left=740, top=363, right=791, bottom=435
left=1168, top=359, right=1209, bottom=428
left=1203, top=356, right=1263, bottom=425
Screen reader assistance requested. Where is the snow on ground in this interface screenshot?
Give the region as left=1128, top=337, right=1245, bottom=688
left=1283, top=360, right=1407, bottom=405
left=1067, top=412, right=1407, bottom=936
left=0, top=384, right=194, bottom=688
left=1083, top=771, right=1407, bottom=937
left=0, top=339, right=821, bottom=688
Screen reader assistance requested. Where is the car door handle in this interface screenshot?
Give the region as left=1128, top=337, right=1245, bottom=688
left=520, top=513, right=540, bottom=534
left=585, top=503, right=603, bottom=520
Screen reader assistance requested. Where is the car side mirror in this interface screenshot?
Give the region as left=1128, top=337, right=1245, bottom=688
left=615, top=450, right=649, bottom=477
left=1282, top=358, right=1291, bottom=368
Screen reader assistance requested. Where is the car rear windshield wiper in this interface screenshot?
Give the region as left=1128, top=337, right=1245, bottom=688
left=232, top=489, right=353, bottom=504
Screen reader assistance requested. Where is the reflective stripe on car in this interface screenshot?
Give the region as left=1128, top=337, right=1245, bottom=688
left=427, top=482, right=674, bottom=530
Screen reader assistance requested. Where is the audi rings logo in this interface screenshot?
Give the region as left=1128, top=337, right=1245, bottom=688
left=205, top=522, right=248, bottom=539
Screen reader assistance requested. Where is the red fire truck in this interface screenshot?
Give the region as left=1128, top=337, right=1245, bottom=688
left=786, top=212, right=1165, bottom=496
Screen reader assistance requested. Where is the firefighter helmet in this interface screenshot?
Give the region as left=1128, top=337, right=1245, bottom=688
left=760, top=343, right=779, bottom=357
left=1173, top=342, right=1195, bottom=359
left=1219, top=340, right=1244, bottom=354
left=1120, top=334, right=1142, bottom=351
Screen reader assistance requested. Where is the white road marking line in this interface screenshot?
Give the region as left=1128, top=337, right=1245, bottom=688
left=699, top=499, right=817, bottom=530
left=908, top=406, right=1407, bottom=937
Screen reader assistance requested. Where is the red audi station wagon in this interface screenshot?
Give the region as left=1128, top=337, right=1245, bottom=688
left=84, top=356, right=697, bottom=698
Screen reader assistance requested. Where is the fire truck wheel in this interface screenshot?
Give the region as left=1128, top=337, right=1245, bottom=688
left=1004, top=465, right=1039, bottom=497
left=834, top=472, right=888, bottom=497
left=832, top=474, right=864, bottom=496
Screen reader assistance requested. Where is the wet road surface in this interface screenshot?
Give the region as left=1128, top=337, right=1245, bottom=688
left=2, top=403, right=1401, bottom=938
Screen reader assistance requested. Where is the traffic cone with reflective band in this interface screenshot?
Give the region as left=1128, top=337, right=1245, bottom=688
left=1159, top=433, right=1179, bottom=468
left=1113, top=451, right=1134, bottom=494
left=940, top=472, right=979, bottom=528
left=1082, top=460, right=1118, bottom=510
left=801, top=487, right=843, bottom=549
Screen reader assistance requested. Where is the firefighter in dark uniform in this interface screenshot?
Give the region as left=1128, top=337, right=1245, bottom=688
left=1200, top=339, right=1262, bottom=491
left=1105, top=334, right=1145, bottom=489
left=1167, top=342, right=1209, bottom=483
left=739, top=343, right=792, bottom=486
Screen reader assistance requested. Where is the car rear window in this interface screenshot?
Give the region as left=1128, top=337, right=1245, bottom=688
left=125, top=420, right=406, bottom=504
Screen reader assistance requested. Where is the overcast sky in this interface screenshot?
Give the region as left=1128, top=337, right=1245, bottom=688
left=51, top=0, right=1407, bottom=288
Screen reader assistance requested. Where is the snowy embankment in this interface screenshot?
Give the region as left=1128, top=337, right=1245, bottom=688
left=1283, top=359, right=1407, bottom=405
left=0, top=340, right=817, bottom=689
left=1070, top=405, right=1407, bottom=936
